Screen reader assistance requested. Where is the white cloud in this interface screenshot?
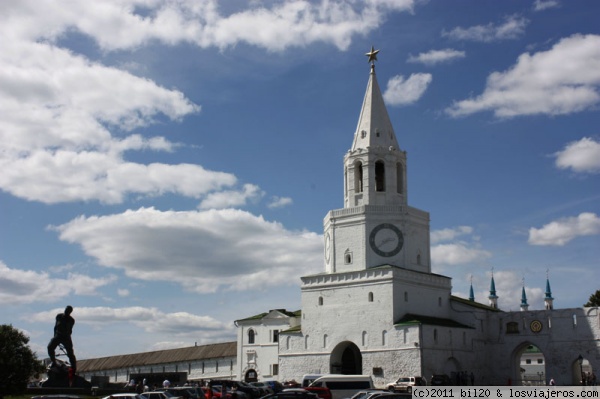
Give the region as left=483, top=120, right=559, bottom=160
left=198, top=184, right=265, bottom=210
left=52, top=207, right=323, bottom=293
left=29, top=306, right=232, bottom=336
left=383, top=73, right=432, bottom=106
left=0, top=261, right=116, bottom=305
left=528, top=212, right=600, bottom=246
left=268, top=196, right=293, bottom=209
left=0, top=0, right=414, bottom=53
left=554, top=137, right=600, bottom=174
left=431, top=226, right=473, bottom=244
left=533, top=0, right=561, bottom=12
left=442, top=15, right=528, bottom=42
left=475, top=270, right=544, bottom=311
left=446, top=34, right=600, bottom=118
left=431, top=243, right=491, bottom=266
left=407, top=49, right=465, bottom=66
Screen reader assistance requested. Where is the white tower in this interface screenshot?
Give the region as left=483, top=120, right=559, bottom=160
left=323, top=48, right=431, bottom=275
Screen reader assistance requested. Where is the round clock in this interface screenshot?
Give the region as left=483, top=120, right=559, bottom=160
left=530, top=320, right=543, bottom=333
left=325, top=232, right=331, bottom=263
left=369, top=223, right=404, bottom=257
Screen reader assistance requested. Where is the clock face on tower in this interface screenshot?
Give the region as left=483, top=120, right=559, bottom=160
left=369, top=223, right=404, bottom=257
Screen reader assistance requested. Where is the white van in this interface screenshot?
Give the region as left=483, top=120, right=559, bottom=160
left=302, top=374, right=324, bottom=387
left=309, top=375, right=374, bottom=399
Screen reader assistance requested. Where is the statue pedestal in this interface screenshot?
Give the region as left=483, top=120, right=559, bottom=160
left=41, top=361, right=91, bottom=389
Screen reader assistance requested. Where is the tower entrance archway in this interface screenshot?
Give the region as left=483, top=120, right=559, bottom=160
left=330, top=341, right=362, bottom=375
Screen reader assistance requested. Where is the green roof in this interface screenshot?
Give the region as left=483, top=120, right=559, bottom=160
left=235, top=309, right=300, bottom=322
left=451, top=295, right=502, bottom=312
left=395, top=313, right=474, bottom=329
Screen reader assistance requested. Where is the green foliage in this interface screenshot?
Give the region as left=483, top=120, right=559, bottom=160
left=0, top=324, right=45, bottom=397
left=584, top=289, right=600, bottom=307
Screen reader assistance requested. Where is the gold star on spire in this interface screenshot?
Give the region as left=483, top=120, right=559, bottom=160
left=365, top=46, right=380, bottom=64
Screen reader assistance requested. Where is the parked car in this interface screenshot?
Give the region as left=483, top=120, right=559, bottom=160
left=159, top=387, right=199, bottom=399
left=262, top=389, right=318, bottom=399
left=386, top=377, right=426, bottom=393
left=429, top=375, right=451, bottom=386
left=141, top=391, right=183, bottom=399
left=350, top=390, right=388, bottom=399
left=250, top=382, right=273, bottom=396
left=102, top=394, right=144, bottom=399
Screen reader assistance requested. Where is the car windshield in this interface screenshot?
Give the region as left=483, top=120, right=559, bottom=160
left=396, top=378, right=410, bottom=382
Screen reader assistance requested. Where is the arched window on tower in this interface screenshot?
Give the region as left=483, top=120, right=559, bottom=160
left=375, top=161, right=385, bottom=192
left=396, top=162, right=403, bottom=194
left=354, top=161, right=363, bottom=193
left=248, top=329, right=255, bottom=344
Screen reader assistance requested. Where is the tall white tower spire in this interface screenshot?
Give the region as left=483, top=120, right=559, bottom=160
left=323, top=48, right=430, bottom=274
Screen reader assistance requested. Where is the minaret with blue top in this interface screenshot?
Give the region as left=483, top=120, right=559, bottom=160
left=469, top=275, right=475, bottom=302
left=488, top=271, right=498, bottom=309
left=520, top=281, right=529, bottom=311
left=544, top=272, right=554, bottom=310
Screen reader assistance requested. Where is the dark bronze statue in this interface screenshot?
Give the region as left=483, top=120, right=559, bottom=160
left=47, top=305, right=77, bottom=373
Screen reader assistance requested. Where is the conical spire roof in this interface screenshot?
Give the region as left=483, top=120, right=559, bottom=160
left=351, top=52, right=399, bottom=152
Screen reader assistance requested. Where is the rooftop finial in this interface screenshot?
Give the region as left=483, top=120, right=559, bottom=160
left=365, top=46, right=380, bottom=71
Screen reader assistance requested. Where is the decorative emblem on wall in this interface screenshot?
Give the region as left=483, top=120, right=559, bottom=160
left=530, top=320, right=543, bottom=333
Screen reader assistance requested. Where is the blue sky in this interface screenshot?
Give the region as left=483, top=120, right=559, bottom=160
left=1, top=0, right=599, bottom=360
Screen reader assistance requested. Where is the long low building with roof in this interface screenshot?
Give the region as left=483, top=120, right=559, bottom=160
left=76, top=341, right=237, bottom=387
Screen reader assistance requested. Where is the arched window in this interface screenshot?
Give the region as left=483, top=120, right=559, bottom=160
left=318, top=296, right=323, bottom=306
left=354, top=161, right=363, bottom=193
left=396, top=162, right=403, bottom=194
left=368, top=292, right=374, bottom=302
left=304, top=335, right=309, bottom=350
left=345, top=250, right=352, bottom=264
left=417, top=254, right=421, bottom=265
left=404, top=291, right=408, bottom=302
left=438, top=297, right=442, bottom=307
left=433, top=329, right=438, bottom=343
left=375, top=161, right=385, bottom=192
left=362, top=331, right=368, bottom=346
left=382, top=330, right=387, bottom=346
left=248, top=329, right=256, bottom=344
left=323, top=334, right=328, bottom=348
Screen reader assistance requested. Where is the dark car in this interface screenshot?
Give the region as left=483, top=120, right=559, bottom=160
left=210, top=380, right=261, bottom=399
left=262, top=389, right=319, bottom=399
left=430, top=375, right=451, bottom=386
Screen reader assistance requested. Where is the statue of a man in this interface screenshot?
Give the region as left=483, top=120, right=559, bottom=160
left=47, top=305, right=77, bottom=373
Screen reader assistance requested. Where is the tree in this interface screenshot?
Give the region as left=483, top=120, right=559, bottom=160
left=584, top=289, right=600, bottom=307
left=0, top=324, right=45, bottom=398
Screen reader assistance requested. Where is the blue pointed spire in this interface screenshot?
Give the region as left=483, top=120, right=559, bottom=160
left=488, top=274, right=497, bottom=299
left=545, top=276, right=553, bottom=300
left=521, top=286, right=528, bottom=307
left=469, top=281, right=475, bottom=302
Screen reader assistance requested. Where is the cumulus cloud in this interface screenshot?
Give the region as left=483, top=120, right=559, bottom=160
left=268, top=196, right=294, bottom=209
left=446, top=34, right=600, bottom=118
left=51, top=207, right=323, bottom=293
left=29, top=306, right=232, bottom=336
left=528, top=212, right=600, bottom=246
left=407, top=49, right=465, bottom=66
left=1, top=0, right=414, bottom=52
left=383, top=73, right=432, bottom=106
left=430, top=226, right=491, bottom=267
left=474, top=270, right=544, bottom=311
left=533, top=0, right=561, bottom=12
left=442, top=15, right=528, bottom=42
left=198, top=184, right=265, bottom=210
left=0, top=261, right=116, bottom=305
left=554, top=137, right=600, bottom=174
left=432, top=243, right=491, bottom=266
left=0, top=0, right=417, bottom=205
left=431, top=226, right=473, bottom=244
